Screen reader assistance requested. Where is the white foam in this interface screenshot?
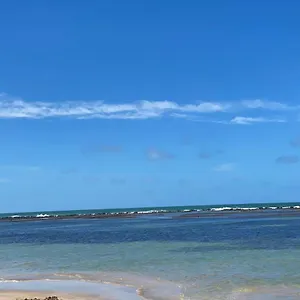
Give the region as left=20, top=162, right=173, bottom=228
left=209, top=206, right=284, bottom=212
left=36, top=214, right=50, bottom=218
left=211, top=207, right=232, bottom=211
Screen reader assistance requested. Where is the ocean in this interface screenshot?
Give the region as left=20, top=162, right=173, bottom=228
left=1, top=202, right=300, bottom=299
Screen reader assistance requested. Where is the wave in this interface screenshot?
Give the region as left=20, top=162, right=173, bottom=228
left=36, top=214, right=51, bottom=218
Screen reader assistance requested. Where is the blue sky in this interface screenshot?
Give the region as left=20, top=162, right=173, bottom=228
left=0, top=0, right=300, bottom=212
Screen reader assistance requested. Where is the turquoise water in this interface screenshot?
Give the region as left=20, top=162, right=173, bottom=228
left=1, top=205, right=300, bottom=299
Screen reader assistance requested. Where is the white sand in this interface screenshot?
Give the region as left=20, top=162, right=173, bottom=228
left=0, top=290, right=104, bottom=300
left=0, top=279, right=143, bottom=300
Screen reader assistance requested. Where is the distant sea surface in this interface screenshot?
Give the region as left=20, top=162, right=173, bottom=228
left=1, top=202, right=300, bottom=299
left=1, top=201, right=300, bottom=219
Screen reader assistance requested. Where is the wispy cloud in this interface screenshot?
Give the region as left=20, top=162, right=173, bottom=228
left=110, top=177, right=127, bottom=185
left=276, top=155, right=299, bottom=164
left=199, top=152, right=213, bottom=159
left=0, top=93, right=296, bottom=124
left=82, top=175, right=101, bottom=183
left=230, top=116, right=286, bottom=125
left=199, top=150, right=224, bottom=159
left=60, top=167, right=78, bottom=175
left=0, top=178, right=10, bottom=183
left=98, top=145, right=123, bottom=152
left=0, top=93, right=227, bottom=120
left=213, top=163, right=235, bottom=172
left=146, top=148, right=174, bottom=161
left=180, top=136, right=194, bottom=146
left=241, top=99, right=298, bottom=111
left=290, top=137, right=300, bottom=147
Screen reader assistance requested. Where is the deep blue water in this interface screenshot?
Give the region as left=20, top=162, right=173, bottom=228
left=1, top=214, right=300, bottom=249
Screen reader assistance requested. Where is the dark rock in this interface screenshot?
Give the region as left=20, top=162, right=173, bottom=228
left=19, top=297, right=60, bottom=300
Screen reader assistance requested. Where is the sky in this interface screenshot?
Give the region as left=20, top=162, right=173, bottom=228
left=0, top=0, right=300, bottom=212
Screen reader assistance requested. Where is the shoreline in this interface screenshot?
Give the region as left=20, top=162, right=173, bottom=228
left=0, top=274, right=183, bottom=300
left=0, top=278, right=145, bottom=300
left=0, top=291, right=102, bottom=300
left=3, top=275, right=300, bottom=300
left=1, top=205, right=300, bottom=222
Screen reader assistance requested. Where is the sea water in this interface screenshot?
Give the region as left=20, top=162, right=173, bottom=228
left=1, top=206, right=300, bottom=299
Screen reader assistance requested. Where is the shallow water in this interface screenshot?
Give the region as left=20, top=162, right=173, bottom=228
left=1, top=211, right=300, bottom=299
left=0, top=279, right=142, bottom=299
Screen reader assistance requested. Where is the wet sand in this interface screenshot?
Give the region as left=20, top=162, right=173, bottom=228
left=0, top=272, right=187, bottom=300
left=0, top=279, right=144, bottom=300
left=0, top=291, right=102, bottom=300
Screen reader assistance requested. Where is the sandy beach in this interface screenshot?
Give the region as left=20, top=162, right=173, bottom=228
left=0, top=291, right=103, bottom=300
left=0, top=278, right=146, bottom=300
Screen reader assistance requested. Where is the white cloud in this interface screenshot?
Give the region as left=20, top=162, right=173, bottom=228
left=230, top=116, right=286, bottom=125
left=146, top=148, right=174, bottom=161
left=241, top=99, right=297, bottom=111
left=213, top=163, right=235, bottom=172
left=0, top=94, right=227, bottom=120
left=0, top=93, right=295, bottom=123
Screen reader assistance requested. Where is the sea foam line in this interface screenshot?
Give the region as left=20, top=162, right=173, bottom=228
left=2, top=205, right=300, bottom=220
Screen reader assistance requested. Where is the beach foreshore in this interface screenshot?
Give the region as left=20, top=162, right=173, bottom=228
left=0, top=291, right=103, bottom=300
left=0, top=274, right=182, bottom=300
left=0, top=278, right=145, bottom=300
